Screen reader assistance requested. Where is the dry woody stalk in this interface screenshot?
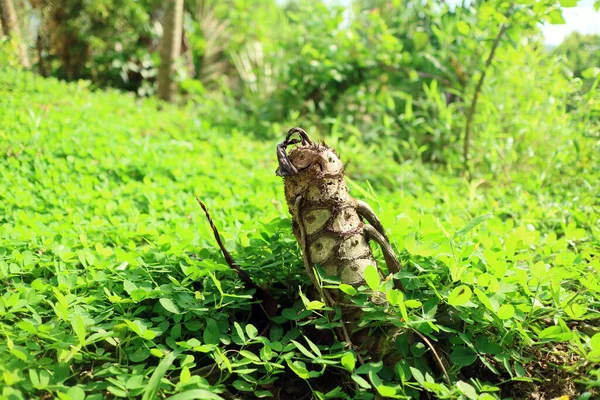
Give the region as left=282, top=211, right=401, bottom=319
left=276, top=127, right=403, bottom=357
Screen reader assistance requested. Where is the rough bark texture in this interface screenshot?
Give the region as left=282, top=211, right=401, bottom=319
left=157, top=0, right=184, bottom=101
left=0, top=0, right=30, bottom=67
left=284, top=145, right=377, bottom=294
left=277, top=128, right=402, bottom=358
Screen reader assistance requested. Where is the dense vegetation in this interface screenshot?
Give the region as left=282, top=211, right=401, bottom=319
left=1, top=0, right=598, bottom=173
left=1, top=0, right=600, bottom=399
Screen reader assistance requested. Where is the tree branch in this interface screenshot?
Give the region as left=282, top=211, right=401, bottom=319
left=463, top=22, right=509, bottom=176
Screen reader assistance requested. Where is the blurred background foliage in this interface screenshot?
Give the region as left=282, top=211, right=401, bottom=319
left=1, top=0, right=599, bottom=176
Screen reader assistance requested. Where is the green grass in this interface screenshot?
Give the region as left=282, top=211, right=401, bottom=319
left=1, top=70, right=599, bottom=400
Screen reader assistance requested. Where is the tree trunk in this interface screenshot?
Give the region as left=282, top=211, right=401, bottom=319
left=157, top=0, right=184, bottom=102
left=36, top=31, right=48, bottom=77
left=0, top=0, right=30, bottom=68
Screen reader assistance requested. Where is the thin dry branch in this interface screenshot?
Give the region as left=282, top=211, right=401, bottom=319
left=463, top=22, right=509, bottom=176
left=196, top=197, right=278, bottom=319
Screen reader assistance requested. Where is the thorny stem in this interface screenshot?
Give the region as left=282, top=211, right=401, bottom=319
left=463, top=22, right=509, bottom=178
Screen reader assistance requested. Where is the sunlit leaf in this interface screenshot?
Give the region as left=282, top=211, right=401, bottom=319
left=448, top=285, right=472, bottom=307
left=142, top=350, right=180, bottom=400
left=496, top=304, right=515, bottom=320
left=341, top=352, right=356, bottom=372
left=364, top=264, right=380, bottom=291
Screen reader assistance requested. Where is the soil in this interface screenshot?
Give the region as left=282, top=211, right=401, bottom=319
left=492, top=344, right=595, bottom=400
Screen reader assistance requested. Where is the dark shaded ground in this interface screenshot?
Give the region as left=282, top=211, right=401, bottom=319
left=496, top=344, right=596, bottom=400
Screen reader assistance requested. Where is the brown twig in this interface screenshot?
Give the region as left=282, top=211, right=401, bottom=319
left=196, top=197, right=278, bottom=318
left=463, top=22, right=509, bottom=178
left=412, top=329, right=451, bottom=386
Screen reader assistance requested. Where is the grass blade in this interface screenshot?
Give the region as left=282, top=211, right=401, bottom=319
left=142, top=349, right=181, bottom=400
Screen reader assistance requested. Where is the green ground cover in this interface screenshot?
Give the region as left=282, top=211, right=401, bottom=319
left=0, top=70, right=598, bottom=399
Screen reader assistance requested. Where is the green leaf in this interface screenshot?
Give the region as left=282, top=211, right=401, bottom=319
left=351, top=374, right=371, bottom=389
left=595, top=0, right=600, bottom=12
left=180, top=366, right=191, bottom=384
left=255, top=390, right=273, bottom=398
left=234, top=322, right=245, bottom=342
left=287, top=360, right=309, bottom=379
left=454, top=214, right=492, bottom=237
left=591, top=333, right=600, bottom=351
left=129, top=347, right=151, bottom=362
left=203, top=319, right=220, bottom=345
left=108, top=386, right=128, bottom=397
left=456, top=21, right=470, bottom=35
left=403, top=300, right=422, bottom=308
left=475, top=336, right=501, bottom=355
left=341, top=352, right=356, bottom=372
left=71, top=313, right=86, bottom=346
left=377, top=385, right=396, bottom=397
left=260, top=344, right=273, bottom=361
left=338, top=284, right=357, bottom=296
left=448, top=285, right=472, bottom=307
left=143, top=330, right=157, bottom=340
left=559, top=0, right=577, bottom=7
left=450, top=346, right=477, bottom=367
left=142, top=349, right=180, bottom=400
left=456, top=381, right=478, bottom=399
left=159, top=298, right=180, bottom=314
left=581, top=67, right=600, bottom=79
left=29, top=369, right=40, bottom=388
left=282, top=308, right=300, bottom=320
left=496, top=304, right=515, bottom=320
left=171, top=323, right=182, bottom=340
left=548, top=9, right=566, bottom=24
left=404, top=232, right=417, bottom=255
left=245, top=324, right=258, bottom=339
left=306, top=300, right=325, bottom=310
left=409, top=367, right=424, bottom=384
left=538, top=325, right=573, bottom=342
left=412, top=31, right=429, bottom=50
left=291, top=340, right=316, bottom=359
left=589, top=350, right=600, bottom=361
left=165, top=390, right=224, bottom=400
left=150, top=348, right=164, bottom=358
left=65, top=387, right=85, bottom=400
left=303, top=335, right=322, bottom=357
left=321, top=387, right=344, bottom=399
left=474, top=288, right=495, bottom=312
left=514, top=362, right=526, bottom=377
left=239, top=350, right=260, bottom=362
left=364, top=264, right=380, bottom=291
left=356, top=361, right=383, bottom=375
left=232, top=379, right=253, bottom=391
left=386, top=288, right=400, bottom=305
